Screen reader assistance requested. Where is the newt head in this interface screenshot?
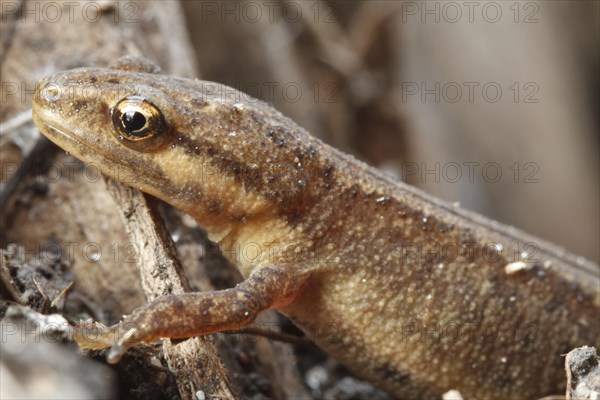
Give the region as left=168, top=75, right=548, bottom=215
left=31, top=60, right=309, bottom=269
left=31, top=64, right=290, bottom=236
left=32, top=67, right=191, bottom=206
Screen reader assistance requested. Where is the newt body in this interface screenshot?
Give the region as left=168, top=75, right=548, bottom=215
left=32, top=59, right=599, bottom=399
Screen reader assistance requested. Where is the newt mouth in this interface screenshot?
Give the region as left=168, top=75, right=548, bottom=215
left=32, top=111, right=108, bottom=163
left=33, top=108, right=131, bottom=181
left=32, top=104, right=175, bottom=205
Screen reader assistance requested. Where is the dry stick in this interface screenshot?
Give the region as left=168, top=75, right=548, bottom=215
left=0, top=250, right=26, bottom=304
left=2, top=1, right=235, bottom=398
left=103, top=176, right=237, bottom=400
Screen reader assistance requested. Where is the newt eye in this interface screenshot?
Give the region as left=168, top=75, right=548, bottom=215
left=111, top=96, right=168, bottom=149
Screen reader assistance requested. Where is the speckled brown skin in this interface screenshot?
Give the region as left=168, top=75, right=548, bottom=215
left=32, top=59, right=599, bottom=399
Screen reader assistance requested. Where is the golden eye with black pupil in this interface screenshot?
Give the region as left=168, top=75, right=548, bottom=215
left=121, top=109, right=147, bottom=135
left=111, top=96, right=169, bottom=151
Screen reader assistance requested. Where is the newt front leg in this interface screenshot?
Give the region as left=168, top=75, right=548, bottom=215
left=74, top=266, right=308, bottom=363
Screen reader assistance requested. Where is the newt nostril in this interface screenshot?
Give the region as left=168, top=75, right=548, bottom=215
left=37, top=78, right=63, bottom=104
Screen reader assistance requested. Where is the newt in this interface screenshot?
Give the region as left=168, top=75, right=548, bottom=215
left=31, top=57, right=599, bottom=399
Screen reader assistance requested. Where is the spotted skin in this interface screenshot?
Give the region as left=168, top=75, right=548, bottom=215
left=32, top=58, right=599, bottom=399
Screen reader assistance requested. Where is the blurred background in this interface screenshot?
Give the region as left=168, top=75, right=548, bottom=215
left=182, top=0, right=599, bottom=263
